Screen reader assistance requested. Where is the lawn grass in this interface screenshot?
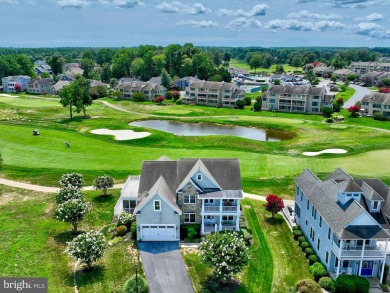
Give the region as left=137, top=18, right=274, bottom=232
left=0, top=185, right=140, bottom=293
left=336, top=86, right=355, bottom=103
left=229, top=59, right=299, bottom=75
left=182, top=199, right=311, bottom=293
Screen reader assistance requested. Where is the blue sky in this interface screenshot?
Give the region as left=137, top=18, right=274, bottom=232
left=0, top=0, right=389, bottom=47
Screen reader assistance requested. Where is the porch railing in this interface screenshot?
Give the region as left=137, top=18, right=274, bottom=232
left=332, top=241, right=386, bottom=258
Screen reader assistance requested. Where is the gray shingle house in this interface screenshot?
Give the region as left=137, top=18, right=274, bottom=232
left=294, top=168, right=390, bottom=281
left=1, top=75, right=31, bottom=92
left=361, top=92, right=390, bottom=118
left=115, top=81, right=166, bottom=101
left=183, top=81, right=245, bottom=108
left=114, top=157, right=243, bottom=241
left=27, top=78, right=55, bottom=94
left=262, top=85, right=331, bottom=113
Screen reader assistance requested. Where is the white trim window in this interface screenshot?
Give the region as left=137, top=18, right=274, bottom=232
left=197, top=173, right=202, bottom=181
left=222, top=215, right=234, bottom=221
left=184, top=194, right=196, bottom=204
left=310, top=227, right=315, bottom=242
left=184, top=213, right=196, bottom=223
left=154, top=200, right=161, bottom=211
left=205, top=199, right=214, bottom=204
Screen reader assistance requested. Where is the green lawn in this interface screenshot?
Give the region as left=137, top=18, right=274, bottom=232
left=0, top=185, right=140, bottom=293
left=335, top=86, right=355, bottom=103
left=183, top=199, right=311, bottom=293
left=229, top=59, right=300, bottom=75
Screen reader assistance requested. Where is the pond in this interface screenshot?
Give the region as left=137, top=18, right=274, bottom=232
left=129, top=120, right=294, bottom=142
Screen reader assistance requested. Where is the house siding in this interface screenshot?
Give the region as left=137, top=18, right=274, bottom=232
left=135, top=194, right=181, bottom=240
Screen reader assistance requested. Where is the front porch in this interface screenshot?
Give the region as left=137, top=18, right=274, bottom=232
left=201, top=214, right=239, bottom=235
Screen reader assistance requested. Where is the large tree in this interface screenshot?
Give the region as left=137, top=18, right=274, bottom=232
left=161, top=68, right=172, bottom=89
left=47, top=53, right=64, bottom=75
left=59, top=85, right=78, bottom=120
left=112, top=48, right=135, bottom=78
left=200, top=232, right=249, bottom=283
left=264, top=194, right=284, bottom=219
left=249, top=53, right=262, bottom=73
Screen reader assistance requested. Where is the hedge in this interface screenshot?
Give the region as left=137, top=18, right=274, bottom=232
left=335, top=275, right=369, bottom=293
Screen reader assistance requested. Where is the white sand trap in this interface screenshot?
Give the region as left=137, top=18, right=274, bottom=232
left=302, top=148, right=347, bottom=156
left=0, top=94, right=19, bottom=97
left=90, top=129, right=150, bottom=140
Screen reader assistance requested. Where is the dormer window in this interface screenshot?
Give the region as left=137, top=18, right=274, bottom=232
left=197, top=174, right=202, bottom=181
left=373, top=201, right=379, bottom=210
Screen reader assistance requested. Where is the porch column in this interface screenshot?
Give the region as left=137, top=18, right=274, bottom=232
left=201, top=199, right=204, bottom=214
left=339, top=240, right=343, bottom=258
left=237, top=200, right=240, bottom=214
left=358, top=242, right=365, bottom=276
left=380, top=239, right=388, bottom=283
left=201, top=216, right=205, bottom=235
left=220, top=200, right=223, bottom=213
left=219, top=216, right=222, bottom=231
left=336, top=258, right=341, bottom=278
left=235, top=216, right=239, bottom=231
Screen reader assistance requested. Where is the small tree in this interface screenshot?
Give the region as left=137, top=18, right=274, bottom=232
left=348, top=105, right=361, bottom=118
left=59, top=173, right=84, bottom=189
left=245, top=96, right=252, bottom=106
left=55, top=199, right=90, bottom=233
left=171, top=90, right=180, bottom=101
left=118, top=212, right=135, bottom=226
left=66, top=230, right=105, bottom=271
left=321, top=106, right=333, bottom=118
left=132, top=92, right=145, bottom=102
left=154, top=95, right=165, bottom=103
left=330, top=74, right=338, bottom=83
left=200, top=232, right=249, bottom=283
left=235, top=99, right=245, bottom=109
left=56, top=185, right=83, bottom=204
left=14, top=83, right=22, bottom=93
left=254, top=101, right=262, bottom=111
left=123, top=275, right=149, bottom=293
left=264, top=194, right=284, bottom=219
left=93, top=175, right=115, bottom=197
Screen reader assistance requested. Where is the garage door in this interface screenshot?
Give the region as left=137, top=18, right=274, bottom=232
left=140, top=224, right=176, bottom=241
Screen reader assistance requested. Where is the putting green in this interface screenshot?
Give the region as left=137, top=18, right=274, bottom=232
left=0, top=96, right=61, bottom=108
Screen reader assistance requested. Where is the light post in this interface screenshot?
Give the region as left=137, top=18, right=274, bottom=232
left=134, top=263, right=138, bottom=293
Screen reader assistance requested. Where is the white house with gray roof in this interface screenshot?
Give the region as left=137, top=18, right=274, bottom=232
left=183, top=81, right=245, bottom=108
left=114, top=157, right=243, bottom=241
left=294, top=168, right=390, bottom=281
left=262, top=85, right=332, bottom=113
left=361, top=92, right=390, bottom=118
left=1, top=75, right=31, bottom=92
left=115, top=81, right=166, bottom=101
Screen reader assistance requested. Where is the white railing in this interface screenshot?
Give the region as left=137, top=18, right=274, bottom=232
left=332, top=241, right=385, bottom=258
left=222, top=206, right=238, bottom=212
left=204, top=206, right=220, bottom=212
left=222, top=225, right=236, bottom=231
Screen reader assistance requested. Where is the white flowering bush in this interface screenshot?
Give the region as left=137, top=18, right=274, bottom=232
left=65, top=230, right=105, bottom=271
left=118, top=212, right=135, bottom=226
left=59, top=173, right=84, bottom=189
left=93, top=175, right=115, bottom=196
left=55, top=199, right=90, bottom=233
left=199, top=232, right=249, bottom=283
left=56, top=185, right=83, bottom=204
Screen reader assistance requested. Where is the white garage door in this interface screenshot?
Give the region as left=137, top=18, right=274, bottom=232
left=140, top=224, right=176, bottom=241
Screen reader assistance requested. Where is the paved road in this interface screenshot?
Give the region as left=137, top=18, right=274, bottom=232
left=138, top=242, right=194, bottom=293
left=344, top=84, right=371, bottom=108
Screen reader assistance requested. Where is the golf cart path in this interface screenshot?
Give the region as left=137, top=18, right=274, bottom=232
left=0, top=178, right=295, bottom=204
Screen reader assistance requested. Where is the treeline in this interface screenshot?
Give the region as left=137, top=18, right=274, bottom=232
left=0, top=45, right=387, bottom=83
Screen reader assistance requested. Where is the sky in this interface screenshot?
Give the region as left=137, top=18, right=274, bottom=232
left=0, top=0, right=389, bottom=48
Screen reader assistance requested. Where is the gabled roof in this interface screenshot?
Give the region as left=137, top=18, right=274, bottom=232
left=325, top=167, right=353, bottom=181
left=268, top=85, right=325, bottom=96
left=134, top=175, right=181, bottom=215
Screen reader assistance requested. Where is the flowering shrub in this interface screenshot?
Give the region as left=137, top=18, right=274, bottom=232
left=348, top=105, right=361, bottom=118
left=93, top=175, right=114, bottom=196
left=171, top=90, right=180, bottom=101
left=65, top=230, right=105, bottom=271
left=264, top=194, right=284, bottom=219
left=154, top=95, right=165, bottom=103
left=56, top=185, right=83, bottom=204
left=14, top=83, right=22, bottom=93
left=59, top=173, right=84, bottom=189
left=118, top=212, right=135, bottom=226
left=55, top=199, right=90, bottom=233
left=199, top=232, right=249, bottom=283
left=379, top=88, right=390, bottom=94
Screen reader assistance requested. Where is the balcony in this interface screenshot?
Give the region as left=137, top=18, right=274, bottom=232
left=332, top=241, right=386, bottom=258
left=202, top=204, right=239, bottom=214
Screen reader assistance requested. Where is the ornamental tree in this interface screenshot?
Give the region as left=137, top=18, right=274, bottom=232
left=199, top=232, right=249, bottom=283
left=59, top=173, right=84, bottom=189
left=348, top=105, right=361, bottom=118
left=56, top=185, right=83, bottom=204
left=55, top=199, right=90, bottom=233
left=379, top=88, right=390, bottom=94
left=93, top=175, right=115, bottom=197
left=264, top=194, right=284, bottom=219
left=154, top=95, right=165, bottom=103
left=171, top=90, right=180, bottom=101
left=14, top=83, right=22, bottom=93
left=65, top=230, right=105, bottom=271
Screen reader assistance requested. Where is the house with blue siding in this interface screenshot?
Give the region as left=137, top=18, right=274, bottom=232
left=114, top=157, right=243, bottom=241
left=294, top=168, right=390, bottom=281
left=1, top=75, right=31, bottom=92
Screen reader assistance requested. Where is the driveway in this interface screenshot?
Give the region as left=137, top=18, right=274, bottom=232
left=138, top=242, right=194, bottom=293
left=344, top=84, right=371, bottom=108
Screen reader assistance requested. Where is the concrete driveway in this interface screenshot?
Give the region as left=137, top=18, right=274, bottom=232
left=344, top=84, right=371, bottom=108
left=138, top=242, right=194, bottom=293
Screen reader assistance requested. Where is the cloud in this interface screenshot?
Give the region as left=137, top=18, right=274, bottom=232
left=355, top=22, right=390, bottom=39
left=57, top=0, right=90, bottom=8
left=176, top=20, right=218, bottom=28
left=354, top=13, right=384, bottom=21
left=293, top=0, right=384, bottom=8
left=99, top=0, right=143, bottom=8
left=156, top=1, right=211, bottom=14
left=287, top=10, right=341, bottom=20
left=225, top=17, right=262, bottom=30
left=266, top=19, right=347, bottom=31
left=0, top=0, right=18, bottom=3
left=217, top=4, right=268, bottom=17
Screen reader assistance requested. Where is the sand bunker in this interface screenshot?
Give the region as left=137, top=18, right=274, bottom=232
left=302, top=148, right=347, bottom=156
left=90, top=129, right=150, bottom=140
left=0, top=94, right=19, bottom=97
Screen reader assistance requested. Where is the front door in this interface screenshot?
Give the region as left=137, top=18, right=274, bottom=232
left=361, top=261, right=374, bottom=276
